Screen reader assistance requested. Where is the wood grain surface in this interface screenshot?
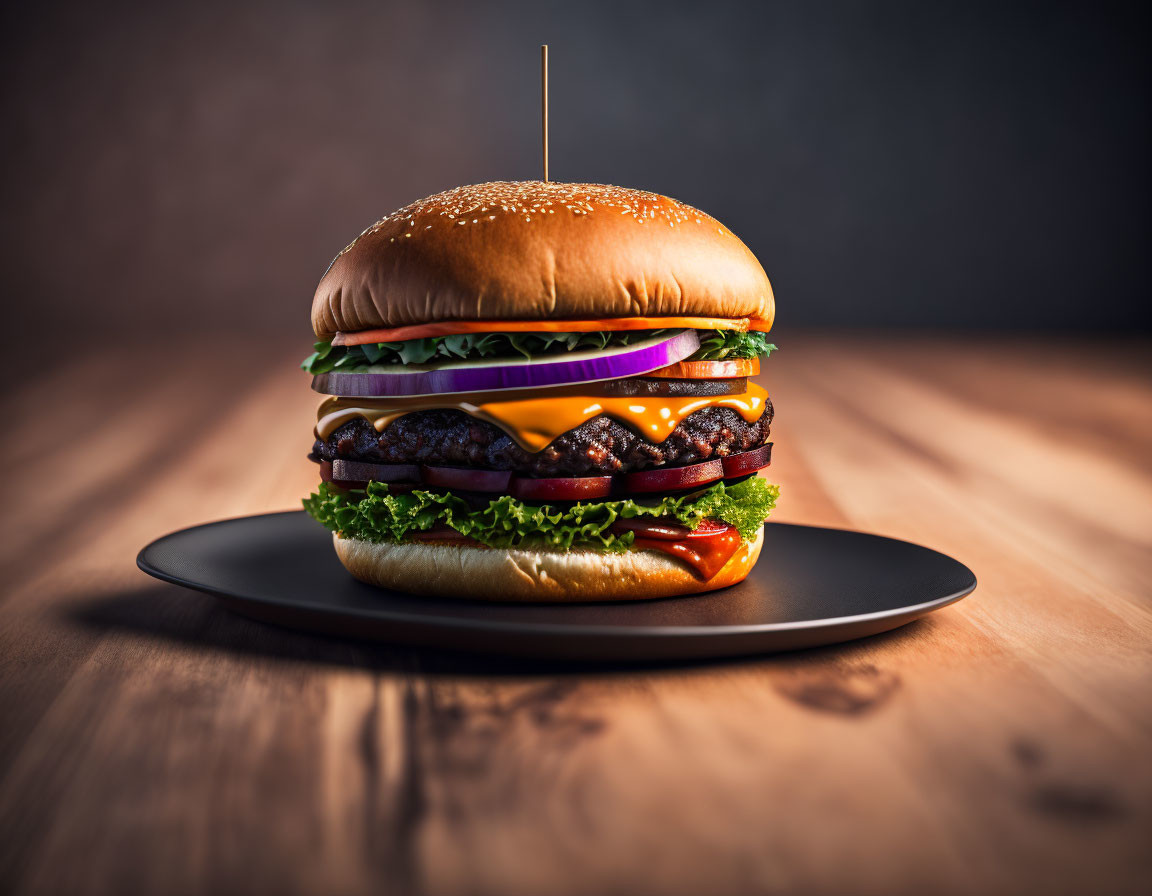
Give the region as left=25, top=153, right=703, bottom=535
left=1, top=333, right=1149, bottom=896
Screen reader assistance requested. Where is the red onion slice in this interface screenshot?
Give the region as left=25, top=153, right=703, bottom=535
left=312, top=330, right=701, bottom=397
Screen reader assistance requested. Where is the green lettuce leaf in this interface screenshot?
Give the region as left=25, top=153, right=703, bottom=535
left=303, top=476, right=779, bottom=551
left=301, top=330, right=775, bottom=374
left=692, top=330, right=777, bottom=361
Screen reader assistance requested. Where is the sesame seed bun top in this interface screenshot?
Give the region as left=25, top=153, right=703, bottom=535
left=310, top=181, right=775, bottom=339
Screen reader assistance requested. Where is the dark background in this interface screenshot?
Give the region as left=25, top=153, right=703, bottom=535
left=0, top=0, right=1148, bottom=346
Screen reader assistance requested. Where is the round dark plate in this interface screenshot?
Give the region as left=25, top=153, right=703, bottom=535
left=137, top=511, right=975, bottom=661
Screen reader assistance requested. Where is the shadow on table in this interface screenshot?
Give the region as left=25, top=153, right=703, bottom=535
left=66, top=580, right=937, bottom=678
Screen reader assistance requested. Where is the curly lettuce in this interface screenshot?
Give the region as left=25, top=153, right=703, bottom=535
left=301, top=330, right=775, bottom=374
left=692, top=330, right=777, bottom=361
left=303, top=476, right=779, bottom=552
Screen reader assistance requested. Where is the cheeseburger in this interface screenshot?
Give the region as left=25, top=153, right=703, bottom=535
left=303, top=181, right=779, bottom=602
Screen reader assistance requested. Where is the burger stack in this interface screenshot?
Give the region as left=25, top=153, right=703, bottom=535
left=303, top=181, right=779, bottom=602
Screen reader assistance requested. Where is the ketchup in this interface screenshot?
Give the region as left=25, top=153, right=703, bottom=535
left=614, top=519, right=741, bottom=579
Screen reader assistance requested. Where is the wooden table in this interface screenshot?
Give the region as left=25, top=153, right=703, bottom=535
left=1, top=333, right=1149, bottom=895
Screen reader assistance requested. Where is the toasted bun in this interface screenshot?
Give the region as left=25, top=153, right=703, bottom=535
left=312, top=182, right=774, bottom=339
left=332, top=528, right=763, bottom=603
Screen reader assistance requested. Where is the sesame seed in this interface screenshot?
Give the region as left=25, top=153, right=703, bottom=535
left=330, top=181, right=728, bottom=259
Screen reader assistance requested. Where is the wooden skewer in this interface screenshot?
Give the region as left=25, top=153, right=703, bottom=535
left=541, top=44, right=549, bottom=183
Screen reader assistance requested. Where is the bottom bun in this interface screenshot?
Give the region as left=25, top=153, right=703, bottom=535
left=333, top=528, right=764, bottom=603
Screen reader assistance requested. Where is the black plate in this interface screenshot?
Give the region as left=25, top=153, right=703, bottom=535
left=137, top=512, right=976, bottom=661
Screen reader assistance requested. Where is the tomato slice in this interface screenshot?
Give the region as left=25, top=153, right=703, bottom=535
left=332, top=459, right=421, bottom=483
left=645, top=358, right=759, bottom=379
left=421, top=465, right=512, bottom=492
left=720, top=444, right=772, bottom=477
left=509, top=475, right=614, bottom=501
left=331, top=316, right=770, bottom=346
left=319, top=459, right=368, bottom=490
left=625, top=459, right=724, bottom=493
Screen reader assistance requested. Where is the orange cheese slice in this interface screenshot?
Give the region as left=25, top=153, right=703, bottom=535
left=316, top=383, right=770, bottom=452
left=332, top=316, right=773, bottom=347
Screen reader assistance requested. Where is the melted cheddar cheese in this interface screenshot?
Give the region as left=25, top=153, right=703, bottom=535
left=316, top=383, right=769, bottom=452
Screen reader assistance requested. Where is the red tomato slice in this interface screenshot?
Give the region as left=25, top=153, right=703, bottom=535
left=331, top=316, right=770, bottom=346
left=645, top=358, right=760, bottom=379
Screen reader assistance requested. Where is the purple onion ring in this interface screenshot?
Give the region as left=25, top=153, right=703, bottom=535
left=312, top=330, right=702, bottom=397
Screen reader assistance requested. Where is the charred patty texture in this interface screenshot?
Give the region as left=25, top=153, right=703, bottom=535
left=311, top=403, right=773, bottom=477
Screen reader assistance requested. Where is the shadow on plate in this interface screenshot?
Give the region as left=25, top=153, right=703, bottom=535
left=66, top=580, right=935, bottom=678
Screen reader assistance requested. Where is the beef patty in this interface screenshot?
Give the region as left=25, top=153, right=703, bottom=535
left=311, top=403, right=773, bottom=477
